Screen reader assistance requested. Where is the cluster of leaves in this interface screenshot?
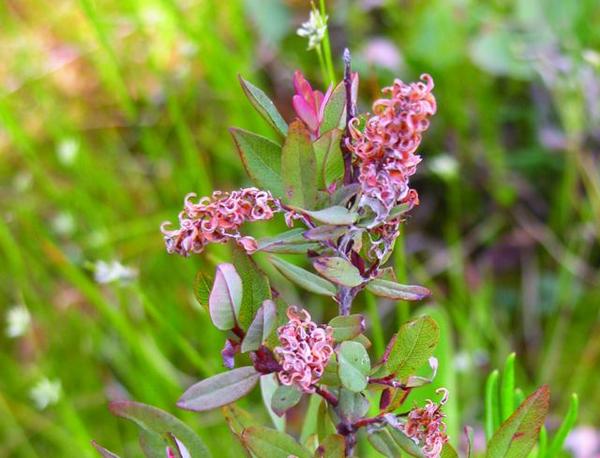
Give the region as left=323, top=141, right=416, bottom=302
left=93, top=66, right=566, bottom=458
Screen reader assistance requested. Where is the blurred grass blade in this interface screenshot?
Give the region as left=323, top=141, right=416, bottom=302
left=501, top=353, right=516, bottom=421
left=547, top=393, right=578, bottom=458
left=485, top=369, right=500, bottom=440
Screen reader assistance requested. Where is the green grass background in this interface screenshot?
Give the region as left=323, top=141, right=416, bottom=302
left=1, top=0, right=599, bottom=456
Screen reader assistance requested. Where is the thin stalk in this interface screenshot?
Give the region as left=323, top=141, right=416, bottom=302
left=319, top=0, right=336, bottom=85
left=365, top=292, right=385, bottom=355
left=315, top=45, right=330, bottom=87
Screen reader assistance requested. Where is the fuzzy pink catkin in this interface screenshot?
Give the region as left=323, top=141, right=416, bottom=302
left=274, top=306, right=334, bottom=393
left=401, top=388, right=449, bottom=458
left=349, top=74, right=436, bottom=220
left=160, top=187, right=280, bottom=256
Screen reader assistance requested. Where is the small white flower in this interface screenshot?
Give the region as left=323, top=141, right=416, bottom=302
left=297, top=10, right=328, bottom=51
left=6, top=305, right=31, bottom=338
left=52, top=212, right=76, bottom=236
left=429, top=154, right=459, bottom=180
left=56, top=138, right=79, bottom=166
left=30, top=378, right=61, bottom=410
left=94, top=260, right=138, bottom=285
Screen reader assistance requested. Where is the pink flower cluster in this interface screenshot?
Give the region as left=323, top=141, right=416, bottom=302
left=349, top=74, right=436, bottom=222
left=401, top=389, right=449, bottom=458
left=160, top=188, right=280, bottom=256
left=274, top=306, right=334, bottom=393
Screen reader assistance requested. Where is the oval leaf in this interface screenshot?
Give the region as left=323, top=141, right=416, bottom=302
left=366, top=279, right=431, bottom=301
left=314, top=434, right=346, bottom=458
left=108, top=401, right=210, bottom=457
left=313, top=129, right=344, bottom=186
left=313, top=257, right=363, bottom=287
left=338, top=341, right=371, bottom=392
left=177, top=366, right=260, bottom=412
left=282, top=120, right=317, bottom=208
left=320, top=81, right=346, bottom=133
left=329, top=314, right=366, bottom=342
left=338, top=388, right=370, bottom=422
left=238, top=76, right=288, bottom=136
left=271, top=385, right=302, bottom=417
left=384, top=316, right=440, bottom=378
left=209, top=263, right=243, bottom=330
left=271, top=256, right=337, bottom=296
left=241, top=426, right=312, bottom=458
left=486, top=385, right=550, bottom=458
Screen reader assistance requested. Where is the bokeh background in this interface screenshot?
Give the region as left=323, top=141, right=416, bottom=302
left=1, top=0, right=599, bottom=456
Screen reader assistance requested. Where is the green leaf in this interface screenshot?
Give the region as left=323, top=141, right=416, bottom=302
left=256, top=228, right=318, bottom=254
left=242, top=299, right=277, bottom=353
left=271, top=255, right=337, bottom=296
left=385, top=316, right=439, bottom=378
left=366, top=279, right=431, bottom=301
left=193, top=270, right=212, bottom=312
left=282, top=120, right=317, bottom=208
left=222, top=404, right=257, bottom=438
left=230, top=128, right=284, bottom=197
left=320, top=82, right=346, bottom=133
left=209, top=263, right=243, bottom=330
left=177, top=366, right=260, bottom=412
left=337, top=388, right=370, bottom=422
left=109, top=401, right=211, bottom=457
left=232, top=245, right=272, bottom=330
left=313, top=256, right=364, bottom=287
left=241, top=426, right=312, bottom=458
left=547, top=393, right=578, bottom=457
left=329, top=314, right=365, bottom=342
left=320, top=357, right=341, bottom=386
left=486, top=385, right=550, bottom=458
left=314, top=434, right=345, bottom=458
left=92, top=441, right=121, bottom=458
left=271, top=384, right=303, bottom=417
left=238, top=76, right=288, bottom=136
left=313, top=129, right=344, bottom=186
left=338, top=341, right=371, bottom=392
left=297, top=205, right=358, bottom=226
left=260, top=373, right=286, bottom=432
left=368, top=426, right=425, bottom=458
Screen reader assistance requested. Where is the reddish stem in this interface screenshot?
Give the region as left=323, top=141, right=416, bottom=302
left=314, top=386, right=339, bottom=407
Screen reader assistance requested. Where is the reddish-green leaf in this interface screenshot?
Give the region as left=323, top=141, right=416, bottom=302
left=241, top=426, right=312, bottom=458
left=366, top=279, right=431, bottom=301
left=256, top=228, right=318, bottom=254
left=313, top=256, right=364, bottom=287
left=238, top=76, right=288, bottom=136
left=486, top=385, right=550, bottom=458
left=281, top=120, right=317, bottom=208
left=178, top=367, right=260, bottom=412
left=230, top=128, right=284, bottom=197
left=384, top=316, right=439, bottom=378
left=109, top=401, right=210, bottom=457
left=209, top=263, right=243, bottom=330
